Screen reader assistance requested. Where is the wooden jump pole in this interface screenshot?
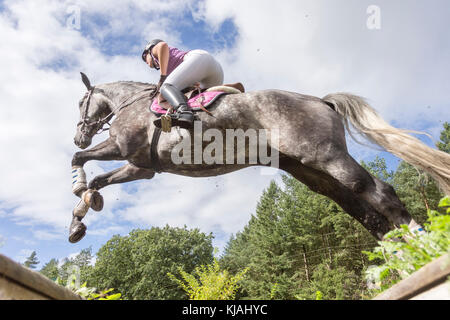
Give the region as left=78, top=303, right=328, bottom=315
left=0, top=254, right=82, bottom=300
left=374, top=253, right=450, bottom=300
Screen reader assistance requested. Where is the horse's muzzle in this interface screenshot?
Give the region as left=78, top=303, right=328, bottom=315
left=74, top=133, right=92, bottom=150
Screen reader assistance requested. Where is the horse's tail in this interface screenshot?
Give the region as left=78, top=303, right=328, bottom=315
left=322, top=92, right=450, bottom=195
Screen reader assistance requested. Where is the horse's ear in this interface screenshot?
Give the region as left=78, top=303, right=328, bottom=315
left=80, top=72, right=93, bottom=90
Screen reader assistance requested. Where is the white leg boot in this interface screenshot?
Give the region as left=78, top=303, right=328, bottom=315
left=72, top=166, right=87, bottom=196
left=73, top=190, right=91, bottom=219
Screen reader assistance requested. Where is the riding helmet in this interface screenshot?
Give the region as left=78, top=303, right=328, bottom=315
left=142, top=39, right=163, bottom=62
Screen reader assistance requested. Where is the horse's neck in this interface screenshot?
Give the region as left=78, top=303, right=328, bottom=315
left=98, top=81, right=153, bottom=115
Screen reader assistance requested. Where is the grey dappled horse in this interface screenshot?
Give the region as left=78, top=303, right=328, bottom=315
left=70, top=73, right=450, bottom=243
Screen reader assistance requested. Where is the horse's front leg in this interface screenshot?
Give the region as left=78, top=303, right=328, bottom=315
left=71, top=138, right=124, bottom=196
left=69, top=163, right=155, bottom=243
left=69, top=138, right=125, bottom=243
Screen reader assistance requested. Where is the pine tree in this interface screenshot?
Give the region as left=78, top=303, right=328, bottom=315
left=40, top=259, right=59, bottom=281
left=23, top=251, right=39, bottom=269
left=436, top=122, right=450, bottom=153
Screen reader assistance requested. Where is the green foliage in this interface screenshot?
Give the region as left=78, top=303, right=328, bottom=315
left=88, top=225, right=214, bottom=300
left=295, top=263, right=365, bottom=300
left=57, top=277, right=122, bottom=300
left=363, top=197, right=450, bottom=293
left=168, top=257, right=248, bottom=300
left=269, top=283, right=279, bottom=300
left=391, top=162, right=444, bottom=225
left=439, top=196, right=450, bottom=213
left=361, top=156, right=393, bottom=182
left=436, top=122, right=450, bottom=153
left=23, top=251, right=39, bottom=269
left=315, top=291, right=323, bottom=300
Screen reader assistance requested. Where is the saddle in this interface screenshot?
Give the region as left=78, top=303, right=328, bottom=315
left=150, top=82, right=245, bottom=116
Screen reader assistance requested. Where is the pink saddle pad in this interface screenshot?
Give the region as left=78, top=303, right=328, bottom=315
left=150, top=91, right=226, bottom=115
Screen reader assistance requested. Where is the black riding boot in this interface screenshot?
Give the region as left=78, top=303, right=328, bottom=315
left=154, top=83, right=194, bottom=129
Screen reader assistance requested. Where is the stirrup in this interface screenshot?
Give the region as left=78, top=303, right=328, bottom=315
left=161, top=108, right=173, bottom=133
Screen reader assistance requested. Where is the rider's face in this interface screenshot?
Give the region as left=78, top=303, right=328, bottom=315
left=145, top=53, right=154, bottom=68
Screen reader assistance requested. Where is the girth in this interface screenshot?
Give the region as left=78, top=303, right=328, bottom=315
left=150, top=127, right=163, bottom=173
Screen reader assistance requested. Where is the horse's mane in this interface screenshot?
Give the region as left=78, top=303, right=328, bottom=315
left=79, top=80, right=156, bottom=107
left=110, top=80, right=155, bottom=87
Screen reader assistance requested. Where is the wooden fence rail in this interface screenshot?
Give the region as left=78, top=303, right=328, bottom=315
left=0, top=254, right=82, bottom=300
left=374, top=253, right=450, bottom=300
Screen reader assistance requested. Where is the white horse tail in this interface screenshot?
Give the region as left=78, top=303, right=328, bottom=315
left=322, top=92, right=450, bottom=195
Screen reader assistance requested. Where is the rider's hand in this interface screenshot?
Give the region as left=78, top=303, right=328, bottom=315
left=154, top=74, right=167, bottom=98
left=158, top=75, right=167, bottom=89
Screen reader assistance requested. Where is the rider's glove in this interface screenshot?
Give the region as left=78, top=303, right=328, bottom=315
left=151, top=75, right=168, bottom=100
left=157, top=75, right=167, bottom=90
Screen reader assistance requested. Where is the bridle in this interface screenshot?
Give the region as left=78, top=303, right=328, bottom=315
left=77, top=87, right=106, bottom=136
left=77, top=84, right=157, bottom=137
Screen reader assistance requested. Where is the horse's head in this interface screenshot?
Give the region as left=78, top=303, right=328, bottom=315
left=74, top=73, right=111, bottom=149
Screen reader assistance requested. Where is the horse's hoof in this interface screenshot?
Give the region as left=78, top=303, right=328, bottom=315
left=83, top=189, right=104, bottom=212
left=89, top=190, right=104, bottom=212
left=69, top=220, right=87, bottom=243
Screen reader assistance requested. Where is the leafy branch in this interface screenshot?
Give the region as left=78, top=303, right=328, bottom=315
left=363, top=196, right=450, bottom=293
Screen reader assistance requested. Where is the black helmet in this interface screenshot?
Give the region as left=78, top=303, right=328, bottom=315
left=142, top=39, right=163, bottom=62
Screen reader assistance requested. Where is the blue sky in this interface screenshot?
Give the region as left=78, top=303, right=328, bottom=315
left=0, top=0, right=449, bottom=269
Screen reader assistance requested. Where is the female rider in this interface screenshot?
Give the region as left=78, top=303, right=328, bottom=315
left=142, top=39, right=224, bottom=129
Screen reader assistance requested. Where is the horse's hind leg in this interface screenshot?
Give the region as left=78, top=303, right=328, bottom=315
left=280, top=157, right=391, bottom=240
left=301, top=146, right=414, bottom=230
left=88, top=163, right=155, bottom=190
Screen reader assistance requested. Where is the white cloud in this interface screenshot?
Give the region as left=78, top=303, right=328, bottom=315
left=11, top=236, right=36, bottom=246
left=116, top=169, right=283, bottom=235
left=32, top=229, right=63, bottom=241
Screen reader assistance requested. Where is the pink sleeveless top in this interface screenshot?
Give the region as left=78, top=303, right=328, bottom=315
left=152, top=46, right=189, bottom=75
